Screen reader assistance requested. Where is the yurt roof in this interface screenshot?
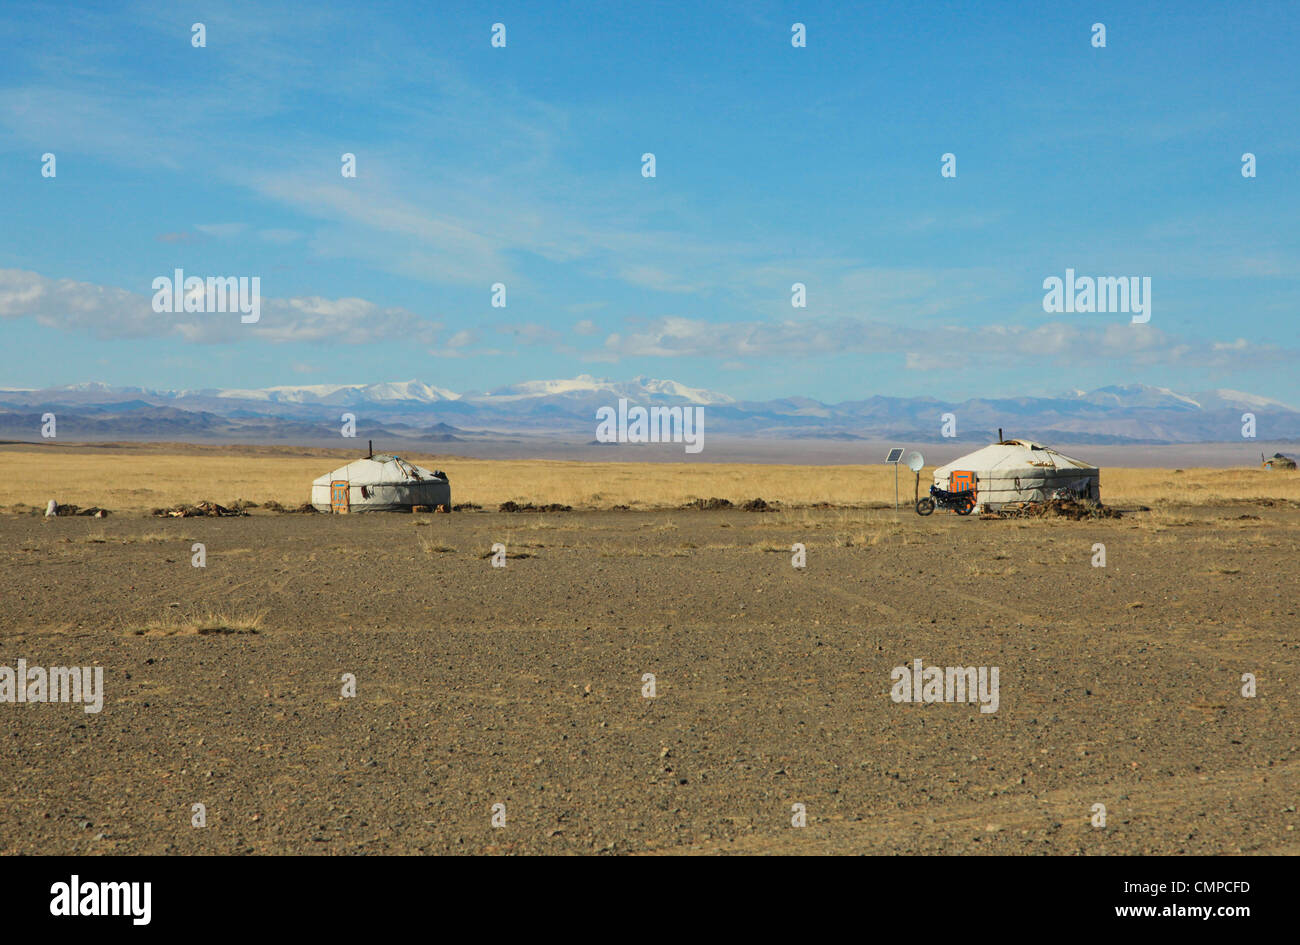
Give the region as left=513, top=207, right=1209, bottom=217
left=935, top=439, right=1097, bottom=476
left=311, top=455, right=444, bottom=487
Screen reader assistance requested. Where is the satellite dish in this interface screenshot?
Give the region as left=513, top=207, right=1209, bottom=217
left=906, top=451, right=925, bottom=473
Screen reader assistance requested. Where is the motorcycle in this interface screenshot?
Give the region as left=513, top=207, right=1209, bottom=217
left=915, top=484, right=976, bottom=516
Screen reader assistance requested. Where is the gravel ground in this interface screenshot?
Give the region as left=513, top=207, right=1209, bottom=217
left=2, top=506, right=1296, bottom=854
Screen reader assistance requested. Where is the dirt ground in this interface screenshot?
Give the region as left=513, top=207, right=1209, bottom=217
left=2, top=504, right=1297, bottom=855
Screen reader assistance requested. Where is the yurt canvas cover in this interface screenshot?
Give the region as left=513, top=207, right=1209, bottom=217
left=311, top=455, right=450, bottom=512
left=933, top=440, right=1099, bottom=511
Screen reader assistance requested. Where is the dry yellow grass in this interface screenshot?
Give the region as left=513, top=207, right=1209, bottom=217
left=127, top=608, right=265, bottom=637
left=0, top=443, right=1296, bottom=513
left=416, top=534, right=457, bottom=554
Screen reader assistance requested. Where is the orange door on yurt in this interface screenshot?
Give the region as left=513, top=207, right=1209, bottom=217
left=330, top=480, right=349, bottom=513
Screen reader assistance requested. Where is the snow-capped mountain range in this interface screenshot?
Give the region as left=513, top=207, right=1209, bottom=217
left=13, top=375, right=733, bottom=407
left=1, top=378, right=1296, bottom=444
left=474, top=375, right=734, bottom=405
left=1063, top=385, right=1295, bottom=412
left=210, top=380, right=462, bottom=405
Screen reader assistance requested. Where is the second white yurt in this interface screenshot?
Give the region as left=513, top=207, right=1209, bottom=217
left=933, top=439, right=1099, bottom=511
left=311, top=452, right=451, bottom=513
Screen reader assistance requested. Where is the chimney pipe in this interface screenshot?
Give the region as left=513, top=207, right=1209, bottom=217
left=998, top=427, right=1004, bottom=443
left=368, top=439, right=373, bottom=458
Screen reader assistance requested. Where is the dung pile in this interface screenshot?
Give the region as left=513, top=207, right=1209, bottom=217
left=498, top=501, right=572, bottom=513
left=152, top=501, right=249, bottom=518
left=260, top=501, right=317, bottom=513
left=47, top=504, right=111, bottom=518
left=683, top=497, right=733, bottom=510
left=988, top=498, right=1121, bottom=520
left=1039, top=498, right=1121, bottom=520
left=682, top=497, right=775, bottom=511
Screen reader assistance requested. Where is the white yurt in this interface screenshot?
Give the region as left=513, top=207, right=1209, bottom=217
left=933, top=439, right=1099, bottom=511
left=311, top=452, right=450, bottom=513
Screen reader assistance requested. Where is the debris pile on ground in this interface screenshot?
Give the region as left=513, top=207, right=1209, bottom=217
left=682, top=497, right=733, bottom=510
left=452, top=502, right=482, bottom=511
left=1263, top=453, right=1297, bottom=470
left=1035, top=498, right=1121, bottom=519
left=741, top=498, right=774, bottom=512
left=227, top=499, right=259, bottom=511
left=983, top=498, right=1121, bottom=520
left=151, top=501, right=249, bottom=518
left=259, top=500, right=317, bottom=513
left=46, top=504, right=111, bottom=518
left=498, top=501, right=572, bottom=513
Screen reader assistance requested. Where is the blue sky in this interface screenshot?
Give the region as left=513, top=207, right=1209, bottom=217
left=1, top=0, right=1297, bottom=404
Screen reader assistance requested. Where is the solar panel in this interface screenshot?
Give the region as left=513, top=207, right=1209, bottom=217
left=884, top=447, right=904, bottom=464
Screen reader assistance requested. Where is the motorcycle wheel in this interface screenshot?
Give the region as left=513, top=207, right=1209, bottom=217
left=956, top=496, right=976, bottom=516
left=915, top=497, right=935, bottom=516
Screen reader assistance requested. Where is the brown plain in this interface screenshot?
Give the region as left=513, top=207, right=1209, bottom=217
left=1, top=441, right=1297, bottom=855
left=2, top=442, right=1298, bottom=512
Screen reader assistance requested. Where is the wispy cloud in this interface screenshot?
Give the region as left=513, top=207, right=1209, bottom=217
left=595, top=314, right=1292, bottom=372
left=0, top=268, right=438, bottom=345
left=194, top=223, right=247, bottom=239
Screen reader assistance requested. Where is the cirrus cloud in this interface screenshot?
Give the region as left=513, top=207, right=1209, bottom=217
left=0, top=268, right=438, bottom=345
